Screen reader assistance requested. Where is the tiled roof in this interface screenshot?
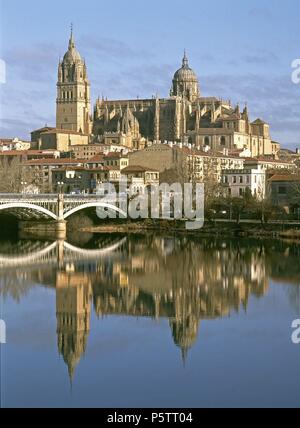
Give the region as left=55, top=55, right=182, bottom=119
left=122, top=165, right=159, bottom=173
left=24, top=158, right=85, bottom=166
left=54, top=166, right=106, bottom=173
left=251, top=118, right=268, bottom=125
left=268, top=174, right=300, bottom=182
left=0, top=150, right=58, bottom=156
left=85, top=155, right=104, bottom=163
left=104, top=152, right=129, bottom=159
left=244, top=157, right=294, bottom=164
left=41, top=128, right=89, bottom=136
left=31, top=127, right=55, bottom=133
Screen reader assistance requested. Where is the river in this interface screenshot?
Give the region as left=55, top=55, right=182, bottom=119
left=1, top=233, right=300, bottom=408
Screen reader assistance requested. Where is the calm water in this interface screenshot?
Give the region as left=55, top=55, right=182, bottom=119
left=1, top=233, right=300, bottom=408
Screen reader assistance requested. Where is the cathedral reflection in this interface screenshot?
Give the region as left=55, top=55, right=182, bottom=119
left=1, top=235, right=300, bottom=380
left=51, top=237, right=271, bottom=378
left=56, top=271, right=92, bottom=381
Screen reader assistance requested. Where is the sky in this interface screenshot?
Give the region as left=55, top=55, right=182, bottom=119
left=0, top=0, right=300, bottom=149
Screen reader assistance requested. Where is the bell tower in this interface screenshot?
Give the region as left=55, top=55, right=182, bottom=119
left=56, top=26, right=91, bottom=134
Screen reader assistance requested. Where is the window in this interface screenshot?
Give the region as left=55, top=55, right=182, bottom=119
left=239, top=176, right=243, bottom=184
left=278, top=186, right=287, bottom=195
left=233, top=176, right=237, bottom=184
left=204, top=137, right=210, bottom=146
left=239, top=188, right=244, bottom=196
left=221, top=136, right=226, bottom=146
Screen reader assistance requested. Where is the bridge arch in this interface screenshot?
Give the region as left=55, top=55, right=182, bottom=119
left=0, top=203, right=58, bottom=220
left=63, top=202, right=127, bottom=220
left=63, top=238, right=127, bottom=257
left=0, top=242, right=58, bottom=266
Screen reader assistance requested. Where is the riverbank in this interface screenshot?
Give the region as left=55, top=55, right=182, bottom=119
left=78, top=219, right=300, bottom=240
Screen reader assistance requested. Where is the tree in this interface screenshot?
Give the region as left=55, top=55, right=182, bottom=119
left=0, top=157, right=35, bottom=193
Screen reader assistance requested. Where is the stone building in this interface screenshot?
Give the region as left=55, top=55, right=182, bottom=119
left=268, top=174, right=300, bottom=213
left=39, top=129, right=89, bottom=151
left=92, top=49, right=280, bottom=156
left=222, top=168, right=267, bottom=200
left=129, top=143, right=244, bottom=183
left=56, top=27, right=92, bottom=135
left=31, top=29, right=280, bottom=157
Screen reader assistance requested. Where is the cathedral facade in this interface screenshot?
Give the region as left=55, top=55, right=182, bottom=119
left=56, top=30, right=279, bottom=157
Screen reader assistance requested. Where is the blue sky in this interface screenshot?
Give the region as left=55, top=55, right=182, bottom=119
left=0, top=0, right=300, bottom=149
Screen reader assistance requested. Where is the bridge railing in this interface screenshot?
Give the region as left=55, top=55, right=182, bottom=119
left=0, top=193, right=125, bottom=204
left=0, top=193, right=58, bottom=199
left=0, top=193, right=110, bottom=199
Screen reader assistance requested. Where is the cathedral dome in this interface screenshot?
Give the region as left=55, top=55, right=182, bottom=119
left=63, top=47, right=82, bottom=63
left=171, top=51, right=200, bottom=101
left=63, top=29, right=82, bottom=63
left=173, top=51, right=198, bottom=83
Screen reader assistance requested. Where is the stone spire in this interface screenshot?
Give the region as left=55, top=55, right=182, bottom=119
left=69, top=23, right=75, bottom=50
left=182, top=49, right=189, bottom=68
left=154, top=96, right=160, bottom=142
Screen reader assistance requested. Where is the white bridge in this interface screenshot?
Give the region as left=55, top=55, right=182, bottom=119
left=0, top=193, right=127, bottom=221
left=0, top=237, right=127, bottom=268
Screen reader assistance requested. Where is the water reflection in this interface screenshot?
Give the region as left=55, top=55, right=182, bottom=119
left=1, top=235, right=300, bottom=382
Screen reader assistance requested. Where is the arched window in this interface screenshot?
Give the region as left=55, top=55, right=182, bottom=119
left=204, top=137, right=210, bottom=146
left=221, top=136, right=226, bottom=146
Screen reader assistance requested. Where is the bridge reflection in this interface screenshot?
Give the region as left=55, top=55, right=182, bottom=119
left=1, top=236, right=300, bottom=380
left=0, top=237, right=127, bottom=268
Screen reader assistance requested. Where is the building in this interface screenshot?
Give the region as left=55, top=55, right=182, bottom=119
left=71, top=143, right=131, bottom=159
left=92, top=50, right=280, bottom=156
left=222, top=168, right=266, bottom=199
left=23, top=158, right=86, bottom=192
left=56, top=27, right=92, bottom=134
left=103, top=152, right=129, bottom=170
left=0, top=149, right=60, bottom=164
left=129, top=143, right=244, bottom=183
left=27, top=29, right=278, bottom=156
left=37, top=129, right=89, bottom=152
left=0, top=137, right=31, bottom=152
left=52, top=166, right=104, bottom=193
left=268, top=174, right=300, bottom=213
left=243, top=157, right=296, bottom=172
left=121, top=165, right=160, bottom=193
left=31, top=127, right=55, bottom=144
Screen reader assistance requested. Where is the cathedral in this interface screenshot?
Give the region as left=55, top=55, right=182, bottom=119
left=56, top=29, right=280, bottom=157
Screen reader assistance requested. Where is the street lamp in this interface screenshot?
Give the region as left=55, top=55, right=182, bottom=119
left=57, top=181, right=64, bottom=194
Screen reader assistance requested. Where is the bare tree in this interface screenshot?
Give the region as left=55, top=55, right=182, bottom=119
left=0, top=157, right=34, bottom=193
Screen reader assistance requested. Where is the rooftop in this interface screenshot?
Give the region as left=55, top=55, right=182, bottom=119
left=122, top=165, right=159, bottom=173
left=268, top=174, right=300, bottom=182
left=24, top=158, right=85, bottom=166
left=85, top=155, right=104, bottom=163
left=41, top=128, right=89, bottom=136
left=244, top=157, right=294, bottom=164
